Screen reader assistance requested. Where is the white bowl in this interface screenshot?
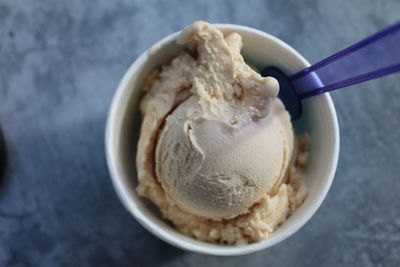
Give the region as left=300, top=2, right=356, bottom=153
left=105, top=24, right=339, bottom=256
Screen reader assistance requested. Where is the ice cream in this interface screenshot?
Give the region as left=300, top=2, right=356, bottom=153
left=136, top=21, right=308, bottom=244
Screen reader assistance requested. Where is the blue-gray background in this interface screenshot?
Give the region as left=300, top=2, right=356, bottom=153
left=1, top=0, right=400, bottom=266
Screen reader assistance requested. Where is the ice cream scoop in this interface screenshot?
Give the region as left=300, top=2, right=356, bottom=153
left=263, top=21, right=400, bottom=120
left=153, top=21, right=294, bottom=220
left=156, top=97, right=293, bottom=219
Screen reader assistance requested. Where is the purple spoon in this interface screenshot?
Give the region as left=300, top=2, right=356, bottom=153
left=262, top=21, right=400, bottom=120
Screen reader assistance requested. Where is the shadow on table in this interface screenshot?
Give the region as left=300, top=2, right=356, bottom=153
left=68, top=115, right=185, bottom=267
left=86, top=220, right=185, bottom=266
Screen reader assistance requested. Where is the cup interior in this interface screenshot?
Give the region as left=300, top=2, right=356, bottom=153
left=105, top=24, right=339, bottom=256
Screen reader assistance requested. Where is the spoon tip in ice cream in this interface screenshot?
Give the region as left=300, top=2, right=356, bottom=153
left=261, top=67, right=302, bottom=120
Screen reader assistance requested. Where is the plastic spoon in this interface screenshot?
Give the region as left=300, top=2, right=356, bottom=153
left=261, top=21, right=400, bottom=120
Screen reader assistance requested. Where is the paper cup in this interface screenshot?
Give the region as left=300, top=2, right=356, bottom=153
left=105, top=24, right=339, bottom=256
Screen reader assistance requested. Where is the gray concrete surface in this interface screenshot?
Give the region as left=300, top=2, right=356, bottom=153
left=1, top=0, right=400, bottom=266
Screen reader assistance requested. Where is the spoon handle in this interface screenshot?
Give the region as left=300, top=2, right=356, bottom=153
left=290, top=21, right=400, bottom=99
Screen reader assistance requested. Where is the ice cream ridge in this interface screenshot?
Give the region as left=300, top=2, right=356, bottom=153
left=136, top=21, right=309, bottom=245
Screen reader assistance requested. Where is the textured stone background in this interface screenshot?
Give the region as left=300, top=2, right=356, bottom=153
left=1, top=0, right=400, bottom=266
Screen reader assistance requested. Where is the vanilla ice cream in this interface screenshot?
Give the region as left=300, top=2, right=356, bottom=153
left=136, top=21, right=308, bottom=244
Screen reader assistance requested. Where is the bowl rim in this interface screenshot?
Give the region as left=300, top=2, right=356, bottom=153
left=105, top=23, right=340, bottom=256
